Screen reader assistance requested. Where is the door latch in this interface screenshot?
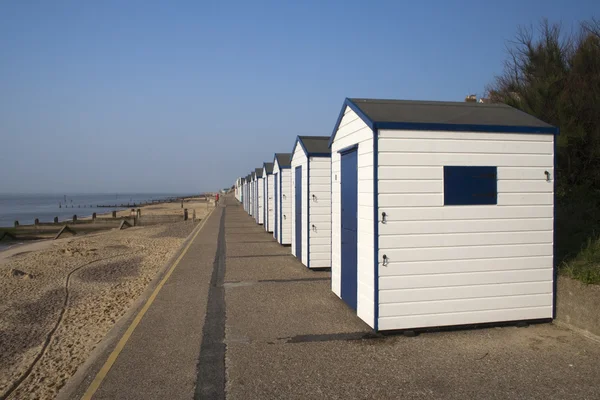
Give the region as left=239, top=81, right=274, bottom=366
left=382, top=212, right=387, bottom=224
left=382, top=254, right=389, bottom=266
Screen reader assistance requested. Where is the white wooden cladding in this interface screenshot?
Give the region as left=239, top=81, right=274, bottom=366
left=265, top=173, right=274, bottom=232
left=273, top=159, right=292, bottom=245
left=256, top=178, right=264, bottom=225
left=331, top=106, right=375, bottom=327
left=290, top=142, right=308, bottom=264
left=377, top=129, right=555, bottom=329
left=308, top=157, right=332, bottom=268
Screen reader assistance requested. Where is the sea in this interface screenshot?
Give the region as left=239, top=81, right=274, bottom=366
left=0, top=193, right=188, bottom=228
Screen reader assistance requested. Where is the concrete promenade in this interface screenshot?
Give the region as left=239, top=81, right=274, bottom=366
left=61, top=194, right=600, bottom=399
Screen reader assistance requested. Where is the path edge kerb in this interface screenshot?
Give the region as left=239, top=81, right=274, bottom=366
left=57, top=207, right=217, bottom=400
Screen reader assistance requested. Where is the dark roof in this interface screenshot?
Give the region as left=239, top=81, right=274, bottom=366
left=297, top=136, right=331, bottom=157
left=263, top=162, right=274, bottom=174
left=251, top=171, right=256, bottom=180
left=274, top=153, right=292, bottom=168
left=350, top=98, right=555, bottom=128
left=329, top=97, right=559, bottom=146
left=255, top=168, right=263, bottom=178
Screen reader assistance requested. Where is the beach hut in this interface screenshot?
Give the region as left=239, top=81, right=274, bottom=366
left=243, top=176, right=249, bottom=211
left=272, top=153, right=292, bottom=245
left=262, top=162, right=275, bottom=233
left=290, top=136, right=332, bottom=268
left=255, top=168, right=264, bottom=225
left=249, top=171, right=256, bottom=217
left=329, top=97, right=558, bottom=331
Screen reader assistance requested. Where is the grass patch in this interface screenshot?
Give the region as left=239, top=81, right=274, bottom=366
left=561, top=236, right=600, bottom=284
left=556, top=187, right=600, bottom=285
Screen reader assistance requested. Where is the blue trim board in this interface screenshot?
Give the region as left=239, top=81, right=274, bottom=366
left=306, top=157, right=310, bottom=268
left=373, top=129, right=379, bottom=331
left=328, top=98, right=560, bottom=148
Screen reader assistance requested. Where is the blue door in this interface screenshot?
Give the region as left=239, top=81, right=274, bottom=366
left=274, top=173, right=278, bottom=240
left=340, top=149, right=358, bottom=310
left=295, top=166, right=302, bottom=262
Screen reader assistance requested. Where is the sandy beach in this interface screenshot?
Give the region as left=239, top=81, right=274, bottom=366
left=0, top=198, right=213, bottom=399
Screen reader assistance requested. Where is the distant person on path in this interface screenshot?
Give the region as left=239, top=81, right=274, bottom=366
left=215, top=193, right=220, bottom=206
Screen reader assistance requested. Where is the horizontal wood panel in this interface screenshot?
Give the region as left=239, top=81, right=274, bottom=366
left=498, top=167, right=554, bottom=180
left=379, top=255, right=553, bottom=276
left=499, top=193, right=554, bottom=205
left=309, top=260, right=331, bottom=268
left=379, top=281, right=552, bottom=302
left=378, top=130, right=554, bottom=142
left=498, top=180, right=553, bottom=193
left=379, top=194, right=443, bottom=207
left=378, top=306, right=553, bottom=330
left=309, top=214, right=331, bottom=223
left=378, top=166, right=442, bottom=180
left=309, top=236, right=331, bottom=245
left=379, top=231, right=553, bottom=249
left=309, top=184, right=331, bottom=193
left=379, top=218, right=553, bottom=234
left=379, top=205, right=553, bottom=221
left=378, top=180, right=443, bottom=193
left=379, top=138, right=553, bottom=154
left=379, top=153, right=553, bottom=167
left=381, top=243, right=552, bottom=262
left=309, top=169, right=331, bottom=178
left=379, top=268, right=553, bottom=290
left=379, top=293, right=552, bottom=317
left=309, top=176, right=330, bottom=185
left=358, top=166, right=374, bottom=180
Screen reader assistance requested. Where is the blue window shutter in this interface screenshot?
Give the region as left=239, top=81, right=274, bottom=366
left=444, top=166, right=497, bottom=205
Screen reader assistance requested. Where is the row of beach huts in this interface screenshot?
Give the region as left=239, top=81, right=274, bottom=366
left=233, top=97, right=559, bottom=332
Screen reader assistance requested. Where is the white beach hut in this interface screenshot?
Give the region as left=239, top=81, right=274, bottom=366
left=262, top=162, right=275, bottom=233
left=243, top=175, right=250, bottom=211
left=249, top=171, right=256, bottom=217
left=254, top=168, right=264, bottom=225
left=290, top=136, right=332, bottom=269
left=272, top=153, right=292, bottom=245
left=329, top=97, right=558, bottom=332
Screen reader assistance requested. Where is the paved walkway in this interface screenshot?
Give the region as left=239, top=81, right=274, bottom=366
left=62, top=194, right=600, bottom=399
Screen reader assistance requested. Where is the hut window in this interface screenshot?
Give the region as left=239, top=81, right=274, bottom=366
left=444, top=166, right=497, bottom=206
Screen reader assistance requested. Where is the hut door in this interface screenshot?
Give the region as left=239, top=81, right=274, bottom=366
left=340, top=149, right=358, bottom=310
left=274, top=173, right=278, bottom=240
left=295, top=166, right=302, bottom=262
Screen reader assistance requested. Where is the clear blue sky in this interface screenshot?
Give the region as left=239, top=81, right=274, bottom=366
left=0, top=0, right=596, bottom=193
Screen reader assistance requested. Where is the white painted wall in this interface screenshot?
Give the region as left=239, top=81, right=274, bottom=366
left=265, top=173, right=274, bottom=232
left=290, top=142, right=308, bottom=265
left=256, top=178, right=264, bottom=224
left=377, top=129, right=555, bottom=331
left=331, top=106, right=375, bottom=328
left=308, top=157, right=331, bottom=268
left=281, top=169, right=292, bottom=244
left=249, top=180, right=254, bottom=216
left=273, top=161, right=281, bottom=240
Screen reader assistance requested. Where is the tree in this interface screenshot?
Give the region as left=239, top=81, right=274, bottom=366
left=487, top=18, right=600, bottom=265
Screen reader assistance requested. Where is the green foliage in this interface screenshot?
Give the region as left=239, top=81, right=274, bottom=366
left=488, top=18, right=600, bottom=284
left=561, top=236, right=600, bottom=284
